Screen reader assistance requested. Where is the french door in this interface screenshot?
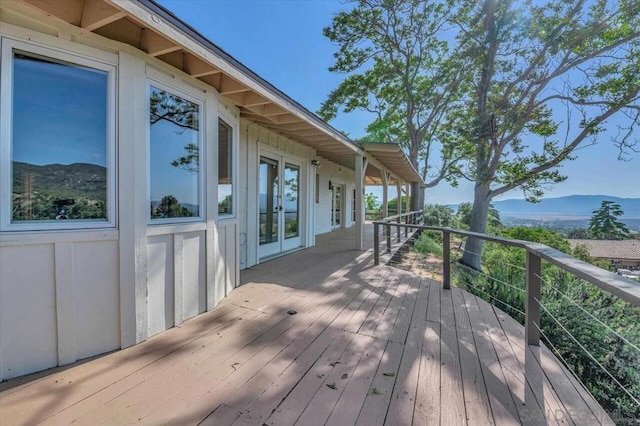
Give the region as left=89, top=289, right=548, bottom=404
left=258, top=153, right=302, bottom=259
left=332, top=184, right=342, bottom=229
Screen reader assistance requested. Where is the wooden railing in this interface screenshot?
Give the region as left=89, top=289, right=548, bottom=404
left=372, top=210, right=424, bottom=263
left=372, top=222, right=640, bottom=347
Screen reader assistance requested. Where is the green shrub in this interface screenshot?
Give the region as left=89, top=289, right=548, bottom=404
left=414, top=232, right=443, bottom=256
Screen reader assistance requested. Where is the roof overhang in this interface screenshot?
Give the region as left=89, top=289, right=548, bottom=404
left=14, top=0, right=365, bottom=169
left=13, top=1, right=427, bottom=183
left=363, top=143, right=424, bottom=186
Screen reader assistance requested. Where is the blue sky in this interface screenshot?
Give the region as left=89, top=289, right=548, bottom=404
left=13, top=54, right=108, bottom=167
left=158, top=0, right=639, bottom=204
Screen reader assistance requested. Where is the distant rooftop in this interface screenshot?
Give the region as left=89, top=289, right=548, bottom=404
left=568, top=239, right=640, bottom=260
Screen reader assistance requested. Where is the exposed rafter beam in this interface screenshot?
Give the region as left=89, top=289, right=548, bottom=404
left=183, top=54, right=221, bottom=78
left=139, top=28, right=181, bottom=57
left=80, top=0, right=126, bottom=32
left=219, top=75, right=250, bottom=95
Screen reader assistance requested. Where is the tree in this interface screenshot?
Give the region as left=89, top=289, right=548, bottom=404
left=153, top=195, right=193, bottom=219
left=423, top=204, right=457, bottom=228
left=457, top=201, right=500, bottom=230
left=387, top=195, right=408, bottom=214
left=567, top=228, right=590, bottom=239
left=150, top=89, right=200, bottom=173
left=588, top=200, right=630, bottom=240
left=319, top=0, right=468, bottom=211
left=457, top=0, right=640, bottom=269
left=365, top=192, right=379, bottom=211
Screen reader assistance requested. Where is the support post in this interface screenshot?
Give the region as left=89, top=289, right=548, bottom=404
left=374, top=222, right=380, bottom=265
left=382, top=172, right=389, bottom=218
left=355, top=155, right=365, bottom=250
left=526, top=251, right=542, bottom=346
left=443, top=231, right=451, bottom=289
left=386, top=223, right=391, bottom=253
left=396, top=216, right=401, bottom=243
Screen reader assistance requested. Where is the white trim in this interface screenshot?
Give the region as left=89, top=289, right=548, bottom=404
left=0, top=37, right=117, bottom=232
left=145, top=77, right=206, bottom=225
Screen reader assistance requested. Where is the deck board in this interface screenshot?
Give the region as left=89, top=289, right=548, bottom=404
left=0, top=227, right=612, bottom=426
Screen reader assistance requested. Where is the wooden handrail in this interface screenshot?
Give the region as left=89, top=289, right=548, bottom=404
left=372, top=221, right=640, bottom=346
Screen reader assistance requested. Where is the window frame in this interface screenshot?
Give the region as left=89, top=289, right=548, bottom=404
left=216, top=111, right=238, bottom=220
left=146, top=78, right=206, bottom=225
left=0, top=37, right=117, bottom=232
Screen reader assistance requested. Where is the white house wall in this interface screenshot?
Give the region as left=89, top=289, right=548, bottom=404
left=0, top=3, right=362, bottom=380
left=0, top=8, right=240, bottom=379
left=314, top=158, right=356, bottom=236
left=239, top=121, right=316, bottom=269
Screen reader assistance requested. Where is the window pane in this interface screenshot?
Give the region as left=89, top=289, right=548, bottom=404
left=218, top=119, right=233, bottom=215
left=259, top=157, right=278, bottom=245
left=284, top=163, right=299, bottom=239
left=149, top=86, right=200, bottom=219
left=12, top=53, right=108, bottom=222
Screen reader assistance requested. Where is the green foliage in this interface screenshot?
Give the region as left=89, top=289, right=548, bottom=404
left=218, top=195, right=232, bottom=215
left=589, top=201, right=631, bottom=240
left=414, top=232, right=443, bottom=257
left=423, top=204, right=457, bottom=228
left=152, top=195, right=194, bottom=219
left=150, top=88, right=200, bottom=173
left=365, top=192, right=379, bottom=211
left=457, top=202, right=501, bottom=231
left=567, top=228, right=591, bottom=239
left=387, top=195, right=408, bottom=214
left=320, top=0, right=468, bottom=191
left=454, top=0, right=640, bottom=269
left=453, top=226, right=640, bottom=420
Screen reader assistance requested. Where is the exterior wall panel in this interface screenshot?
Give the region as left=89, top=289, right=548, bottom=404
left=0, top=244, right=57, bottom=379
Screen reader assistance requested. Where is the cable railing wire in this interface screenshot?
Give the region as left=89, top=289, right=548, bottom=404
left=535, top=273, right=640, bottom=354
left=535, top=297, right=640, bottom=406
left=454, top=261, right=526, bottom=294
left=536, top=324, right=608, bottom=412
left=461, top=279, right=526, bottom=317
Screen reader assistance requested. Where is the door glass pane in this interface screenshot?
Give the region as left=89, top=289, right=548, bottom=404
left=259, top=157, right=278, bottom=245
left=284, top=163, right=299, bottom=239
left=12, top=53, right=108, bottom=222
left=334, top=186, right=341, bottom=226
left=149, top=86, right=200, bottom=219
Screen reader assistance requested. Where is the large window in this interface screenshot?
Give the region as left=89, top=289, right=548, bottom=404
left=148, top=84, right=203, bottom=222
left=0, top=41, right=115, bottom=231
left=218, top=118, right=233, bottom=216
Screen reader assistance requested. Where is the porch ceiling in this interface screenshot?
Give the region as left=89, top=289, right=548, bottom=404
left=363, top=143, right=424, bottom=186
left=15, top=0, right=363, bottom=170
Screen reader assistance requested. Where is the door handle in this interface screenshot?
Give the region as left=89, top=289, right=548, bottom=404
left=278, top=205, right=284, bottom=211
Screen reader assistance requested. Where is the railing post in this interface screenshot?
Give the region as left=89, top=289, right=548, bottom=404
left=404, top=215, right=408, bottom=238
left=526, top=251, right=542, bottom=346
left=396, top=217, right=401, bottom=243
left=443, top=231, right=450, bottom=289
left=374, top=222, right=380, bottom=265
left=386, top=222, right=391, bottom=253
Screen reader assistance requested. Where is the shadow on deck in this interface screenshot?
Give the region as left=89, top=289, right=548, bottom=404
left=0, top=226, right=611, bottom=425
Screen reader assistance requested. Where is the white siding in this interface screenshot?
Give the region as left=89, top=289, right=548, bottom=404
left=314, top=157, right=356, bottom=236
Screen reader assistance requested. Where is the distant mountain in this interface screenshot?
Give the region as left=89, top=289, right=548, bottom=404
left=491, top=195, right=640, bottom=217
left=13, top=161, right=107, bottom=197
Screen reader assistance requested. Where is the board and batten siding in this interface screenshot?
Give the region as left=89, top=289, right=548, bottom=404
left=0, top=11, right=239, bottom=379
left=239, top=121, right=317, bottom=269
left=315, top=159, right=356, bottom=236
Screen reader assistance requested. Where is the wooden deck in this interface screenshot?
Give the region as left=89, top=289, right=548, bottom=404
left=0, top=227, right=611, bottom=425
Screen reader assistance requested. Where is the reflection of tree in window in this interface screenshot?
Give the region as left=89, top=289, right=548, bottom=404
left=151, top=195, right=194, bottom=219
left=149, top=89, right=199, bottom=173
left=149, top=87, right=200, bottom=219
